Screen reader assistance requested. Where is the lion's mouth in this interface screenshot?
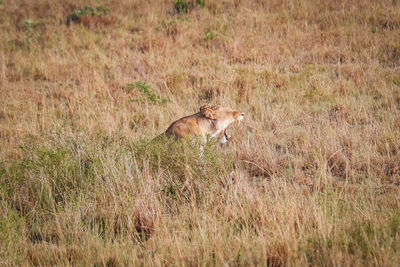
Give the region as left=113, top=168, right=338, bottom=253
left=224, top=129, right=230, bottom=140
left=237, top=113, right=244, bottom=123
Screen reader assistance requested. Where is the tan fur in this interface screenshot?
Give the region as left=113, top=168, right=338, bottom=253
left=162, top=104, right=244, bottom=144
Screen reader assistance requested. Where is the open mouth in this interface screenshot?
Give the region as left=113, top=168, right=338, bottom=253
left=237, top=113, right=244, bottom=123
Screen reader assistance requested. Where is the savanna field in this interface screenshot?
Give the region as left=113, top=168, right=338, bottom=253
left=0, top=0, right=399, bottom=265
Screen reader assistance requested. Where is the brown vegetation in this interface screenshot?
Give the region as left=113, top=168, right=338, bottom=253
left=0, top=0, right=399, bottom=265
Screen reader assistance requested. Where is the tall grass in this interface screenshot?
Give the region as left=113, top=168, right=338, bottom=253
left=1, top=0, right=399, bottom=265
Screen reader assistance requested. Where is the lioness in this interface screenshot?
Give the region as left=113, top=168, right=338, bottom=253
left=161, top=104, right=244, bottom=144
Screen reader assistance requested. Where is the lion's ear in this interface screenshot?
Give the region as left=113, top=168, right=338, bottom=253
left=200, top=104, right=211, bottom=112
left=200, top=104, right=216, bottom=120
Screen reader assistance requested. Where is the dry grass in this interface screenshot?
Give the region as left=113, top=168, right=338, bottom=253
left=1, top=0, right=400, bottom=265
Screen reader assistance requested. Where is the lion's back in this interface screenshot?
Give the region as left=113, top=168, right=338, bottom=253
left=164, top=114, right=202, bottom=139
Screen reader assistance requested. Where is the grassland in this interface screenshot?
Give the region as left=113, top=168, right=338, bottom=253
left=0, top=0, right=399, bottom=265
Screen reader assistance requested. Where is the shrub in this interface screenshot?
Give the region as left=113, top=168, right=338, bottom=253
left=125, top=82, right=168, bottom=105
left=174, top=0, right=204, bottom=14
left=66, top=5, right=113, bottom=28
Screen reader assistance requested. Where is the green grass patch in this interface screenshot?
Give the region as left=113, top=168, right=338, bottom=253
left=125, top=82, right=168, bottom=105
left=67, top=5, right=109, bottom=25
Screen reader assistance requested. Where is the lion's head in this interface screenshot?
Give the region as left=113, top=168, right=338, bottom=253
left=200, top=104, right=244, bottom=124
